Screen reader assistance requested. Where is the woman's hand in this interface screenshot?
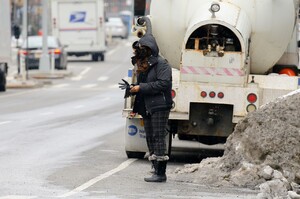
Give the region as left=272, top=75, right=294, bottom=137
left=130, top=85, right=140, bottom=93
left=129, top=112, right=136, bottom=118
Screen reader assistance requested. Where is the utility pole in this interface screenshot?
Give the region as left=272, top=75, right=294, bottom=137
left=20, top=0, right=28, bottom=80
left=39, top=0, right=50, bottom=72
left=22, top=0, right=27, bottom=41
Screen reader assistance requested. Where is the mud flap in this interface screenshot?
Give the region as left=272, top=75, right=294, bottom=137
left=124, top=117, right=170, bottom=158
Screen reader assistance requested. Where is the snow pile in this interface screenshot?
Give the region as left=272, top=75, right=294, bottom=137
left=174, top=90, right=300, bottom=198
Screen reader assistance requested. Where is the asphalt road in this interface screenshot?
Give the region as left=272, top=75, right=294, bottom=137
left=0, top=38, right=258, bottom=199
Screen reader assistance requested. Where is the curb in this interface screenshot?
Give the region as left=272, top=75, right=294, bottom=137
left=6, top=70, right=72, bottom=89
left=28, top=70, right=73, bottom=79
left=7, top=79, right=44, bottom=89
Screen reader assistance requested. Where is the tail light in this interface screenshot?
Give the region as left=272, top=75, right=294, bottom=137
left=18, top=50, right=28, bottom=56
left=171, top=90, right=176, bottom=99
left=209, top=91, right=216, bottom=98
left=247, top=93, right=257, bottom=103
left=217, top=92, right=224, bottom=99
left=201, top=91, right=224, bottom=99
left=200, top=91, right=207, bottom=98
left=49, top=49, right=61, bottom=55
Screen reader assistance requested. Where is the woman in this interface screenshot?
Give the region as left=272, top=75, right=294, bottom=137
left=130, top=33, right=172, bottom=183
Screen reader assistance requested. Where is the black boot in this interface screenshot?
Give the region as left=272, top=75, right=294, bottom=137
left=144, top=161, right=167, bottom=182
left=150, top=160, right=157, bottom=174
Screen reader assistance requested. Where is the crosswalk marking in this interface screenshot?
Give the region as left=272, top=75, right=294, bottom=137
left=97, top=76, right=109, bottom=81
left=74, top=105, right=85, bottom=109
left=0, top=121, right=12, bottom=125
left=71, top=67, right=91, bottom=81
left=81, top=84, right=97, bottom=88
left=109, top=84, right=119, bottom=88
left=40, top=112, right=54, bottom=116
left=106, top=46, right=121, bottom=56
left=52, top=84, right=69, bottom=88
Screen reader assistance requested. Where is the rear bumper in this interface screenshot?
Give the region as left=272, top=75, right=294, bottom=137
left=66, top=45, right=106, bottom=55
left=18, top=57, right=63, bottom=69
left=67, top=51, right=105, bottom=56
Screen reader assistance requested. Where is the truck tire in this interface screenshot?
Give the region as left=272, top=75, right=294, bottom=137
left=0, top=71, right=6, bottom=92
left=0, top=84, right=5, bottom=92
left=100, top=53, right=105, bottom=61
left=92, top=54, right=99, bottom=62
left=126, top=151, right=145, bottom=159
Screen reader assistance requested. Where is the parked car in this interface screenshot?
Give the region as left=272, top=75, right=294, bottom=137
left=17, top=36, right=68, bottom=70
left=105, top=17, right=128, bottom=39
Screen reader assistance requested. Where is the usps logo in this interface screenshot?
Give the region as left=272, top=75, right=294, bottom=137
left=69, top=11, right=86, bottom=23
left=128, top=125, right=138, bottom=136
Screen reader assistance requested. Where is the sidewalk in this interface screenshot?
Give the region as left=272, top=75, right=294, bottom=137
left=6, top=70, right=72, bottom=89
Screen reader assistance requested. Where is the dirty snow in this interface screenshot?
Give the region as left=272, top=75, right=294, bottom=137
left=174, top=89, right=300, bottom=198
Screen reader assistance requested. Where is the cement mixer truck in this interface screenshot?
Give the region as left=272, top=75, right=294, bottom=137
left=122, top=0, right=300, bottom=158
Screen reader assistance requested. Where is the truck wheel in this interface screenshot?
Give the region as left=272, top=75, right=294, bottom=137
left=92, top=54, right=99, bottom=62
left=126, top=151, right=145, bottom=159
left=0, top=73, right=6, bottom=92
left=0, top=84, right=5, bottom=92
left=100, top=54, right=105, bottom=61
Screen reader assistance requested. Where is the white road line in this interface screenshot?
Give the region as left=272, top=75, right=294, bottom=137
left=74, top=105, right=85, bottom=109
left=58, top=159, right=137, bottom=198
left=0, top=196, right=37, bottom=199
left=106, top=48, right=117, bottom=56
left=70, top=76, right=82, bottom=81
left=0, top=89, right=42, bottom=99
left=101, top=97, right=110, bottom=101
left=40, top=112, right=54, bottom=116
left=125, top=41, right=132, bottom=47
left=71, top=67, right=91, bottom=81
left=97, top=76, right=109, bottom=81
left=106, top=46, right=121, bottom=56
left=52, top=84, right=69, bottom=88
left=0, top=121, right=12, bottom=125
left=109, top=84, right=119, bottom=88
left=100, top=149, right=119, bottom=153
left=79, top=67, right=91, bottom=76
left=81, top=84, right=97, bottom=88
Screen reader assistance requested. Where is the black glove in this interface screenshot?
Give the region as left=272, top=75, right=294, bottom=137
left=118, top=79, right=131, bottom=98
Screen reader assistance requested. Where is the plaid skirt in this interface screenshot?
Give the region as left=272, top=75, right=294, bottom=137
left=143, top=110, right=170, bottom=157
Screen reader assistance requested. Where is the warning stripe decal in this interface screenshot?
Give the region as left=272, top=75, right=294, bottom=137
left=180, top=66, right=244, bottom=76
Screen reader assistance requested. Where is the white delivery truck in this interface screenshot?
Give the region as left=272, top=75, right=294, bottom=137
left=51, top=0, right=106, bottom=61
left=123, top=0, right=300, bottom=158
left=0, top=0, right=11, bottom=92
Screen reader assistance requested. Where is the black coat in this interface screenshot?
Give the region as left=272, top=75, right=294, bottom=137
left=133, top=56, right=172, bottom=116
left=132, top=33, right=172, bottom=116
